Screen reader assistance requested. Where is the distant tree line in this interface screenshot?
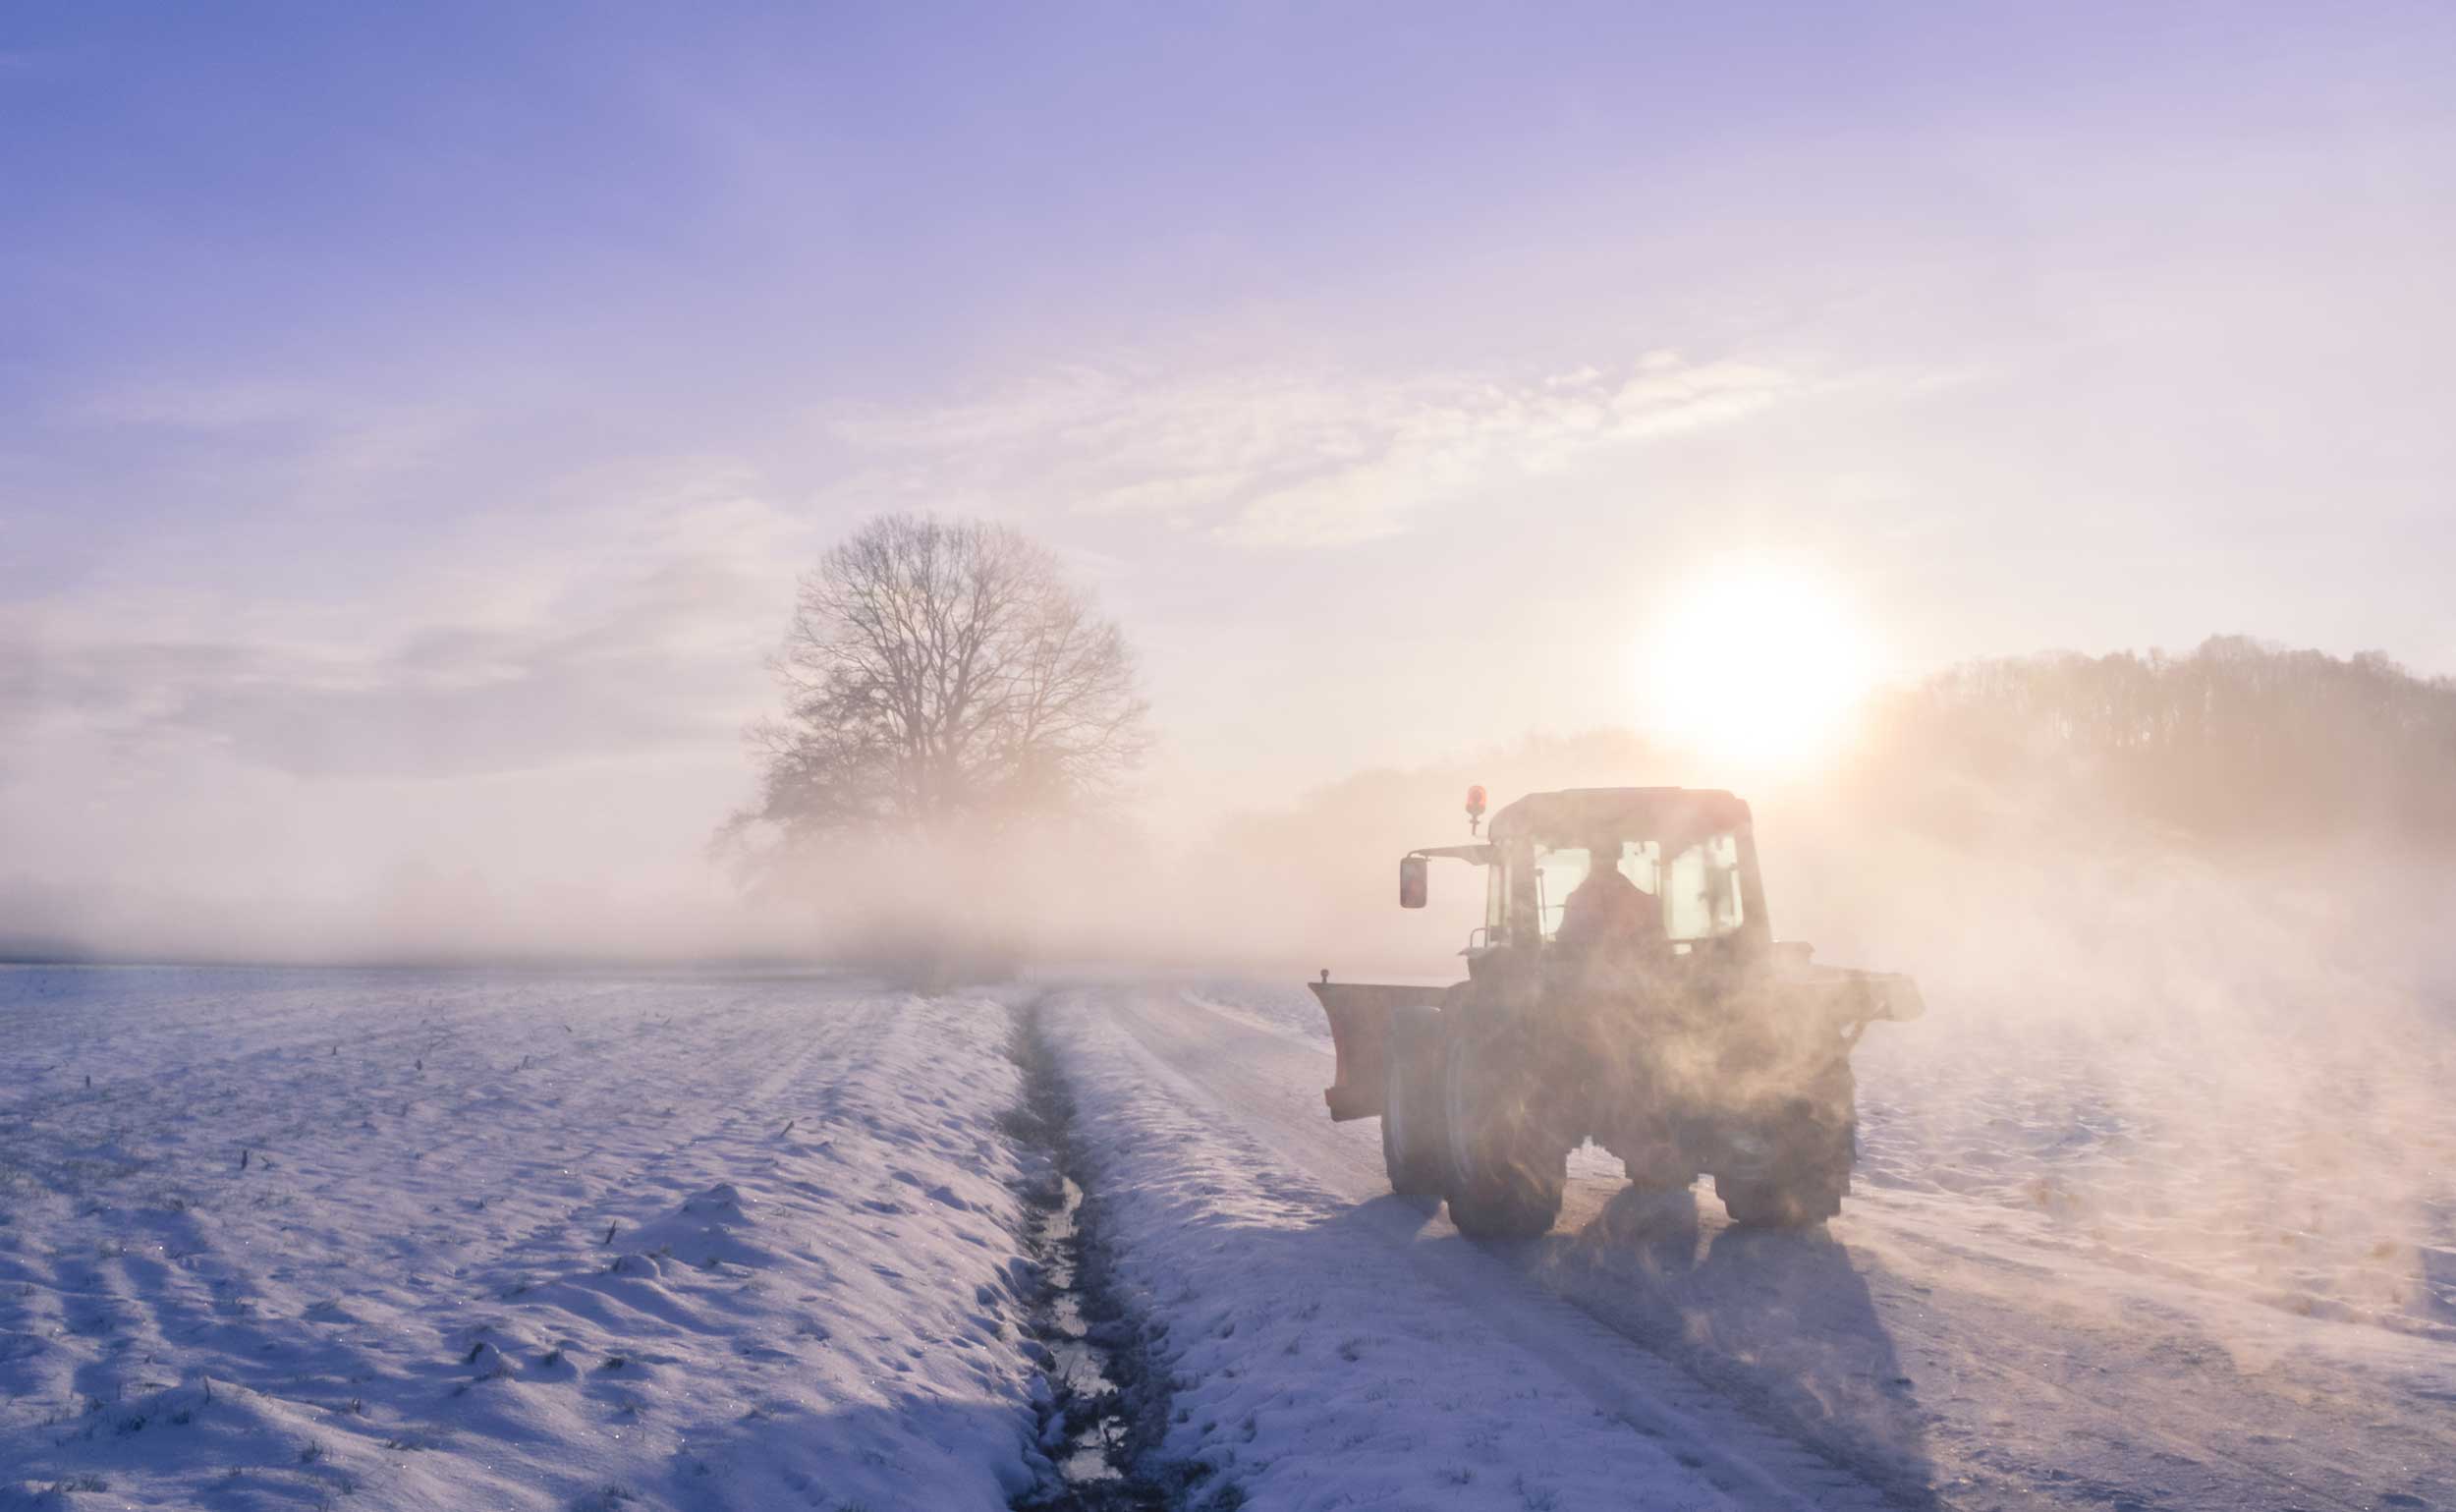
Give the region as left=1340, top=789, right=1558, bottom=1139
left=1855, top=636, right=2456, bottom=844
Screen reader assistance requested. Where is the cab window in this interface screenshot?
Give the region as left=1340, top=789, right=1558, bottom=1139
left=1663, top=831, right=1746, bottom=941
left=1532, top=840, right=1660, bottom=942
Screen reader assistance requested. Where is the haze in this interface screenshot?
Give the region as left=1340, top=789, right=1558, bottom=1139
left=5, top=3, right=2454, bottom=959
left=8, top=12, right=2456, bottom=1510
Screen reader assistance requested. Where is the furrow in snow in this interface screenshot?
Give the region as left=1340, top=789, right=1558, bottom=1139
left=0, top=968, right=1051, bottom=1511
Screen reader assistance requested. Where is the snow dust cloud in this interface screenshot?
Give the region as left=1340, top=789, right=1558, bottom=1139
left=735, top=644, right=2456, bottom=1355
left=8, top=605, right=2451, bottom=1347
left=1118, top=646, right=2456, bottom=1349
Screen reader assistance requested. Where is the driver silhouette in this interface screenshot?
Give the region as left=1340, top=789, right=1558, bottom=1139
left=1554, top=837, right=1665, bottom=985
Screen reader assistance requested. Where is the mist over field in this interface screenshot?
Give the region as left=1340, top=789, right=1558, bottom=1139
left=20, top=599, right=2453, bottom=1307
left=8, top=7, right=2456, bottom=1509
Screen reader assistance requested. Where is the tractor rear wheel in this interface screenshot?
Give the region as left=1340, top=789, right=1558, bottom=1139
left=1440, top=1030, right=1566, bottom=1239
left=1716, top=1067, right=1856, bottom=1228
left=1380, top=1004, right=1447, bottom=1199
left=1714, top=1166, right=1847, bottom=1228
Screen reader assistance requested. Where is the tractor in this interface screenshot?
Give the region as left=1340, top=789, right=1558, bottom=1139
left=1309, top=785, right=1922, bottom=1237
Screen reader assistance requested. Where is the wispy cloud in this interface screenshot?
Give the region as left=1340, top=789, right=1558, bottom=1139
left=67, top=376, right=475, bottom=505
left=2, top=465, right=809, bottom=783
left=816, top=351, right=1820, bottom=548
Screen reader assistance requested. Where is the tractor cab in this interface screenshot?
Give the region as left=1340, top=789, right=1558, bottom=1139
left=1401, top=787, right=1772, bottom=978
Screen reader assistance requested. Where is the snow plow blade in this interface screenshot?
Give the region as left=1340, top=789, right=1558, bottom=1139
left=1308, top=981, right=1447, bottom=1120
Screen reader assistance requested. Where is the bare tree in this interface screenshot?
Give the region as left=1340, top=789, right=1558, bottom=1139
left=726, top=514, right=1148, bottom=865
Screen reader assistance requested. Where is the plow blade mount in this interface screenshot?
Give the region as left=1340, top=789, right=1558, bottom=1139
left=1308, top=981, right=1446, bottom=1120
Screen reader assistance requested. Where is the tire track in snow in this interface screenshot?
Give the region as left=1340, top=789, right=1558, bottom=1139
left=1058, top=984, right=1919, bottom=1512
left=1087, top=980, right=2456, bottom=1512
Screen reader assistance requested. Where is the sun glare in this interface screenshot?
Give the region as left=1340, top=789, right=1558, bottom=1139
left=1637, top=563, right=1878, bottom=771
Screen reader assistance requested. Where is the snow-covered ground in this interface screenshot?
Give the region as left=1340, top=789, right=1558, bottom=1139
left=0, top=967, right=1046, bottom=1511
left=1853, top=1011, right=2456, bottom=1342
left=1160, top=971, right=2456, bottom=1341
left=1046, top=979, right=2456, bottom=1512
left=1044, top=986, right=1747, bottom=1512
left=7, top=964, right=2452, bottom=1512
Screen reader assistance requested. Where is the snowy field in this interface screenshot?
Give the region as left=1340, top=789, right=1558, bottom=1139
left=6, top=965, right=2454, bottom=1512
left=1853, top=1011, right=2456, bottom=1341
left=1045, top=985, right=1750, bottom=1512
left=0, top=967, right=1045, bottom=1511
left=1046, top=979, right=2456, bottom=1512
left=1166, top=973, right=2456, bottom=1340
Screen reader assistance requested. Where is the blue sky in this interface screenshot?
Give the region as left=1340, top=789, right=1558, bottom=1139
left=5, top=3, right=2453, bottom=948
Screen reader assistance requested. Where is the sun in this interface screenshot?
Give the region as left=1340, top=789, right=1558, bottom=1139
left=1636, top=563, right=1879, bottom=771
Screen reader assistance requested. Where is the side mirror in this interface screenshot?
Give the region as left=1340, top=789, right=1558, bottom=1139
left=1399, top=854, right=1428, bottom=909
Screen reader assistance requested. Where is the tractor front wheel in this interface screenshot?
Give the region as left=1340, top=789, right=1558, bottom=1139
left=1380, top=1004, right=1448, bottom=1200
left=1440, top=1029, right=1566, bottom=1240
